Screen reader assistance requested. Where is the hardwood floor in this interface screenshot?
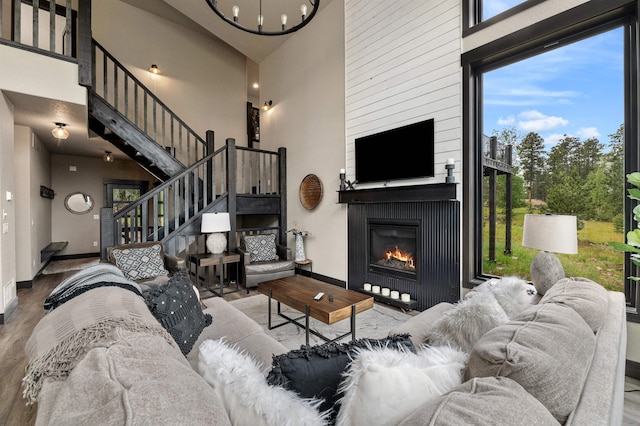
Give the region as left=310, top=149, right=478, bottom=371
left=2, top=268, right=640, bottom=424
left=626, top=377, right=640, bottom=425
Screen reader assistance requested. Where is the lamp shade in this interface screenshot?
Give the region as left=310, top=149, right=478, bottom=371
left=522, top=214, right=578, bottom=254
left=201, top=212, right=231, bottom=233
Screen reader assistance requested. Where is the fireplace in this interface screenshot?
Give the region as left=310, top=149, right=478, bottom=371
left=368, top=219, right=419, bottom=281
left=341, top=184, right=460, bottom=311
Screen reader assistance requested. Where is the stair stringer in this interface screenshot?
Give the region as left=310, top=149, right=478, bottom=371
left=89, top=92, right=186, bottom=177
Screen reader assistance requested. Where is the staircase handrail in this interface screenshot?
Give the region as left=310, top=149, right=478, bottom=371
left=92, top=39, right=207, bottom=166
left=113, top=146, right=225, bottom=221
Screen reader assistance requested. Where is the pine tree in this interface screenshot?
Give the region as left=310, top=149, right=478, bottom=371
left=515, top=132, right=546, bottom=204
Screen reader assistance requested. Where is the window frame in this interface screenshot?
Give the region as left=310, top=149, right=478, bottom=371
left=463, top=0, right=546, bottom=36
left=462, top=0, right=640, bottom=321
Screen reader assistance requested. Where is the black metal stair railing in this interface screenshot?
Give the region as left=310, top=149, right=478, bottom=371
left=92, top=39, right=207, bottom=168
left=100, top=140, right=286, bottom=257
left=101, top=147, right=227, bottom=251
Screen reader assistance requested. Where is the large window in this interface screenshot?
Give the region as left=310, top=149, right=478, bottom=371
left=463, top=2, right=640, bottom=319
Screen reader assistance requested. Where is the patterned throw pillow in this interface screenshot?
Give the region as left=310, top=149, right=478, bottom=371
left=243, top=234, right=279, bottom=262
left=145, top=271, right=212, bottom=355
left=111, top=244, right=168, bottom=281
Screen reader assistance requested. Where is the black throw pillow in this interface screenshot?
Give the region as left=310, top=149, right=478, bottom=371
left=267, top=334, right=415, bottom=422
left=145, top=270, right=212, bottom=355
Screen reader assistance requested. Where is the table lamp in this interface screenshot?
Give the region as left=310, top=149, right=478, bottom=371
left=201, top=212, right=231, bottom=254
left=522, top=214, right=578, bottom=295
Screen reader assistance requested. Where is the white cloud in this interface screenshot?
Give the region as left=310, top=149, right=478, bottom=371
left=517, top=110, right=568, bottom=132
left=544, top=133, right=565, bottom=147
left=577, top=127, right=600, bottom=139
left=497, top=116, right=515, bottom=126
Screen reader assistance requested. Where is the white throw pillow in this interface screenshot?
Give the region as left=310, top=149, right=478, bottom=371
left=335, top=345, right=466, bottom=426
left=425, top=276, right=533, bottom=353
left=198, top=339, right=329, bottom=426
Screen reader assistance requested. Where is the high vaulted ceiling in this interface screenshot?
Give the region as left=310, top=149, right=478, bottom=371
left=8, top=0, right=331, bottom=161
left=123, top=0, right=332, bottom=63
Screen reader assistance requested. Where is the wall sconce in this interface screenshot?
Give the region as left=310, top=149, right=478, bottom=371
left=262, top=100, right=273, bottom=111
left=149, top=64, right=161, bottom=74
left=103, top=151, right=114, bottom=163
left=51, top=123, right=69, bottom=140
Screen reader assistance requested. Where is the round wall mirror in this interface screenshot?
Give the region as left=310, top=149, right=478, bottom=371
left=299, top=174, right=323, bottom=210
left=64, top=192, right=94, bottom=215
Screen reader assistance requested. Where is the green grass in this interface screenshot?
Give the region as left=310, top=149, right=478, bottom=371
left=482, top=207, right=625, bottom=292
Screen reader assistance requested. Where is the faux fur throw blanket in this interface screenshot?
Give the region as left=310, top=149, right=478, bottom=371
left=43, top=263, right=142, bottom=312
left=23, top=286, right=175, bottom=404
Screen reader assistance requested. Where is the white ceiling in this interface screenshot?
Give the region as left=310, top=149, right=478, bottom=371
left=6, top=90, right=119, bottom=160
left=8, top=0, right=330, bottom=161
left=124, top=0, right=331, bottom=63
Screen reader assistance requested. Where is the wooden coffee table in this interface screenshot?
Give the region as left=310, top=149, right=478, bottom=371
left=257, top=275, right=374, bottom=345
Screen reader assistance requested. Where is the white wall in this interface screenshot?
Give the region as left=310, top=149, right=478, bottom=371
left=93, top=0, right=248, bottom=148
left=50, top=155, right=156, bottom=255
left=344, top=0, right=462, bottom=191
left=14, top=126, right=52, bottom=283
left=0, top=44, right=86, bottom=104
left=260, top=0, right=347, bottom=281
left=0, top=93, right=16, bottom=317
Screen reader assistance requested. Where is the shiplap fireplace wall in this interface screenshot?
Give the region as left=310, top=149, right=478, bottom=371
left=344, top=0, right=463, bottom=185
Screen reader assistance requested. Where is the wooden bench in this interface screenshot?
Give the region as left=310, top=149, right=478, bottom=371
left=41, top=241, right=68, bottom=263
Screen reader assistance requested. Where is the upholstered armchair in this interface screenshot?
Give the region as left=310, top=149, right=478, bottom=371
left=237, top=234, right=295, bottom=291
left=106, top=241, right=186, bottom=292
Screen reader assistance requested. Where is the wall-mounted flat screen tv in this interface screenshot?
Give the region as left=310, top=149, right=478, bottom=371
left=355, top=118, right=435, bottom=184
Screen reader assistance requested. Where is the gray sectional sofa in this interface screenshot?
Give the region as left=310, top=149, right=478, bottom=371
left=23, top=275, right=626, bottom=425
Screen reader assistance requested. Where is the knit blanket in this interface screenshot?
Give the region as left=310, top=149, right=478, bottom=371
left=43, top=263, right=142, bottom=311
left=23, top=286, right=175, bottom=404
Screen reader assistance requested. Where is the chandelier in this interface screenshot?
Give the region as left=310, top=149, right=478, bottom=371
left=205, top=0, right=319, bottom=36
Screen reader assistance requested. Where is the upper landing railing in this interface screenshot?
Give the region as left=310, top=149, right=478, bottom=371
left=0, top=0, right=86, bottom=62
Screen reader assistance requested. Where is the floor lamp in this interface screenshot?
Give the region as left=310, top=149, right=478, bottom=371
left=522, top=214, right=578, bottom=295
left=201, top=212, right=231, bottom=254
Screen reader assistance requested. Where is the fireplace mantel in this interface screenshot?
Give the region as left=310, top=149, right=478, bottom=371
left=338, top=183, right=456, bottom=204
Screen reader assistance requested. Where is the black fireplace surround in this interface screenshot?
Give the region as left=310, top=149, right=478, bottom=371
left=341, top=183, right=460, bottom=311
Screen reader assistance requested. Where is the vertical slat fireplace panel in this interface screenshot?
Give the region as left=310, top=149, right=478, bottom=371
left=347, top=197, right=460, bottom=311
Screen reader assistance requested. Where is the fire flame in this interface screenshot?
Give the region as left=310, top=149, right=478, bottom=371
left=384, top=246, right=415, bottom=268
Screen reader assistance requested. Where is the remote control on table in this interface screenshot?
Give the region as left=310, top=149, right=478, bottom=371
left=314, top=292, right=324, bottom=301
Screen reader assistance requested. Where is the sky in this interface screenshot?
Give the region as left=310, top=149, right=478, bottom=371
left=482, top=10, right=624, bottom=151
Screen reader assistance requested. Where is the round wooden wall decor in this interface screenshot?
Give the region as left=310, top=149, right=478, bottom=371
left=299, top=174, right=323, bottom=210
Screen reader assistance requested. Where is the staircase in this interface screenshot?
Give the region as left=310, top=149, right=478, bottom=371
left=0, top=1, right=289, bottom=259
left=90, top=40, right=206, bottom=180
left=90, top=41, right=288, bottom=258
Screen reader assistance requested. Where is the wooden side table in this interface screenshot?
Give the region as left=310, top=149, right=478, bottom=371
left=190, top=252, right=240, bottom=297
left=295, top=259, right=312, bottom=275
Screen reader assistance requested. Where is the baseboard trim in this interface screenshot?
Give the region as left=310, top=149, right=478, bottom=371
left=627, top=360, right=640, bottom=380
left=0, top=296, right=19, bottom=324
left=51, top=252, right=100, bottom=261
left=16, top=280, right=32, bottom=289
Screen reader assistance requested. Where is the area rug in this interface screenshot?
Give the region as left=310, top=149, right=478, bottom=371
left=209, top=294, right=413, bottom=350
left=41, top=257, right=101, bottom=275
